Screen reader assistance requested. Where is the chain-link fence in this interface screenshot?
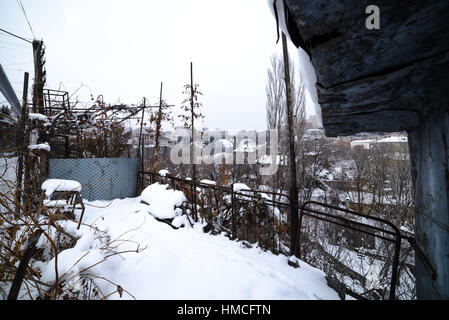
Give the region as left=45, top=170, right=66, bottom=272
left=48, top=158, right=139, bottom=201
left=0, top=155, right=18, bottom=212
left=0, top=126, right=18, bottom=153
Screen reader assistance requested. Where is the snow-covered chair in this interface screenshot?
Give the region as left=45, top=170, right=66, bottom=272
left=41, top=179, right=85, bottom=229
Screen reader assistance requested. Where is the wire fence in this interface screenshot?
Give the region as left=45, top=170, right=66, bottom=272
left=0, top=155, right=18, bottom=213
left=0, top=126, right=19, bottom=154
left=298, top=201, right=413, bottom=300
left=48, top=158, right=139, bottom=201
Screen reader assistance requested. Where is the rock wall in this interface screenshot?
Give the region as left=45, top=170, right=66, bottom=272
left=283, top=0, right=449, bottom=135
left=279, top=0, right=449, bottom=299
left=408, top=107, right=449, bottom=299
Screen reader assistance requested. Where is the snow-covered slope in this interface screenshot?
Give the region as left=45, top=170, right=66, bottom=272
left=35, top=185, right=339, bottom=300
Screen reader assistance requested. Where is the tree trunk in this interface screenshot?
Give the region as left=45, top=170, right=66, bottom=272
left=281, top=32, right=299, bottom=256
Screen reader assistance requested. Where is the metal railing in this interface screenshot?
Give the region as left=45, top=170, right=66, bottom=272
left=140, top=170, right=422, bottom=300
left=298, top=201, right=401, bottom=300
left=142, top=170, right=291, bottom=251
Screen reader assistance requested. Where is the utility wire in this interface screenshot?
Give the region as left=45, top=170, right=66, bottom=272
left=0, top=44, right=30, bottom=54
left=2, top=62, right=33, bottom=66
left=0, top=39, right=30, bottom=48
left=17, top=0, right=35, bottom=39
left=0, top=28, right=32, bottom=44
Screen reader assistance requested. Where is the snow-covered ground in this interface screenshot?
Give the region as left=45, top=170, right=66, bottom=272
left=35, top=183, right=340, bottom=300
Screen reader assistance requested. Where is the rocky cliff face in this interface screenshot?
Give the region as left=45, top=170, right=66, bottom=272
left=282, top=0, right=449, bottom=136
left=277, top=0, right=449, bottom=299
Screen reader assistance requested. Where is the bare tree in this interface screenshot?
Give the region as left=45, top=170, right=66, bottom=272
left=265, top=53, right=306, bottom=195
left=265, top=44, right=306, bottom=256
left=151, top=83, right=173, bottom=172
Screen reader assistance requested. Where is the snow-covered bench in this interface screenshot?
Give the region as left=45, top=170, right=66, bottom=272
left=41, top=179, right=85, bottom=229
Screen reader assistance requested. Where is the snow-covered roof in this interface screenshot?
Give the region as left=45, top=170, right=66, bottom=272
left=351, top=139, right=375, bottom=144
left=159, top=169, right=170, bottom=176
left=28, top=143, right=51, bottom=152
left=200, top=179, right=216, bottom=185
left=214, top=139, right=234, bottom=149
left=234, top=139, right=257, bottom=153
left=377, top=136, right=408, bottom=143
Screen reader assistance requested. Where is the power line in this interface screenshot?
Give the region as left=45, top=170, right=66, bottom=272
left=0, top=44, right=30, bottom=54
left=2, top=62, right=33, bottom=66
left=0, top=28, right=32, bottom=44
left=17, top=0, right=35, bottom=39
left=0, top=39, right=30, bottom=48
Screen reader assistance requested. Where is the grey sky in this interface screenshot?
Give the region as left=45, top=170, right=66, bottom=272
left=0, top=0, right=315, bottom=130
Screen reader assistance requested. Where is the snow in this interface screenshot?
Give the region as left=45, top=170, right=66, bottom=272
left=43, top=199, right=71, bottom=208
left=28, top=142, right=51, bottom=152
left=28, top=113, right=49, bottom=122
left=34, top=193, right=340, bottom=300
left=200, top=179, right=216, bottom=186
left=266, top=0, right=323, bottom=124
left=172, top=215, right=188, bottom=228
left=140, top=183, right=186, bottom=219
left=234, top=139, right=257, bottom=153
left=258, top=154, right=285, bottom=165
left=377, top=136, right=408, bottom=143
left=214, top=139, right=234, bottom=149
left=213, top=152, right=233, bottom=162
left=400, top=226, right=414, bottom=234
left=233, top=183, right=250, bottom=192
left=158, top=169, right=169, bottom=177
left=41, top=179, right=82, bottom=197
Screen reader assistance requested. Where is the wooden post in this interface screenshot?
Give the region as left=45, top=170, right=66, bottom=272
left=32, top=40, right=48, bottom=193
left=231, top=183, right=236, bottom=239
left=139, top=98, right=146, bottom=192
left=281, top=32, right=299, bottom=256
left=190, top=62, right=197, bottom=221
left=152, top=82, right=164, bottom=172
left=23, top=111, right=31, bottom=212
left=14, top=72, right=29, bottom=216
left=32, top=40, right=45, bottom=114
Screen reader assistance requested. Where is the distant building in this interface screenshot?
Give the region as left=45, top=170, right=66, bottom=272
left=304, top=128, right=325, bottom=140
left=304, top=115, right=320, bottom=130
left=350, top=139, right=375, bottom=149
left=350, top=134, right=408, bottom=149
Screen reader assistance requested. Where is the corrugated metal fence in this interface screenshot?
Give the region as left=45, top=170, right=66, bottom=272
left=48, top=158, right=139, bottom=201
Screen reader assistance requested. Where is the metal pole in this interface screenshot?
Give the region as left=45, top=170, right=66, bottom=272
left=0, top=64, right=21, bottom=117
left=389, top=235, right=401, bottom=300
left=23, top=89, right=31, bottom=212
left=190, top=62, right=195, bottom=181
left=281, top=32, right=299, bottom=256
left=231, top=183, right=236, bottom=238
left=7, top=229, right=43, bottom=300
left=152, top=82, right=163, bottom=171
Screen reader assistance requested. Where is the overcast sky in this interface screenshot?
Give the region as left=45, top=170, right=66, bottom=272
left=0, top=0, right=316, bottom=130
